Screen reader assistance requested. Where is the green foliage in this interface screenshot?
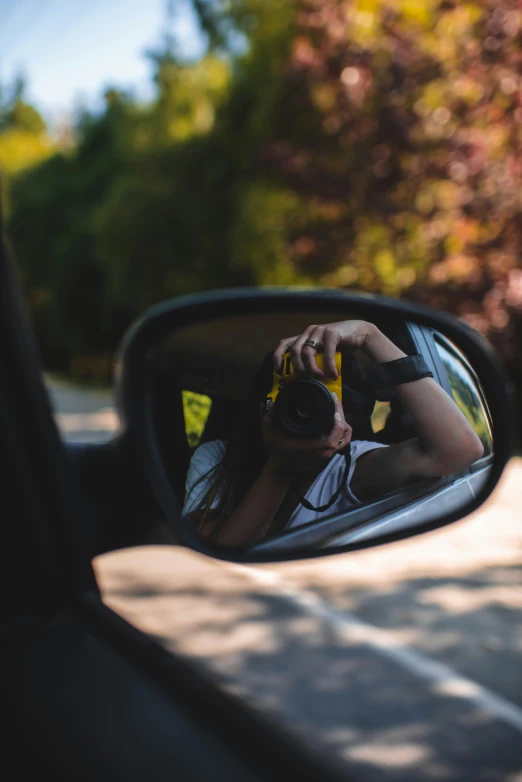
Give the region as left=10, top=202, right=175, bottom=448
left=4, top=1, right=298, bottom=382
left=182, top=390, right=212, bottom=448
left=6, top=98, right=47, bottom=135
left=0, top=77, right=53, bottom=188
left=0, top=128, right=53, bottom=175
left=3, top=0, right=522, bottom=410
left=229, top=182, right=310, bottom=285
left=250, top=0, right=522, bottom=386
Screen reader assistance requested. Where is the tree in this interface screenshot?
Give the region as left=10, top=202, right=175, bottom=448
left=6, top=0, right=522, bottom=412
left=195, top=0, right=522, bottom=385
left=0, top=74, right=51, bottom=177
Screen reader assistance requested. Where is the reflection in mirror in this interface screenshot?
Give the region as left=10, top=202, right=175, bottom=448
left=146, top=311, right=493, bottom=555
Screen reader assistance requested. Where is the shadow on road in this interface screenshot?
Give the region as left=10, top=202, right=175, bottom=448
left=307, top=564, right=522, bottom=706
left=96, top=548, right=522, bottom=782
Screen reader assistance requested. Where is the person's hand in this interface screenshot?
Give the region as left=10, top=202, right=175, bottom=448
left=273, top=320, right=377, bottom=380
left=262, top=395, right=352, bottom=479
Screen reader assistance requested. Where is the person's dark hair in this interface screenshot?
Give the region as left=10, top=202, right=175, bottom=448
left=187, top=352, right=275, bottom=542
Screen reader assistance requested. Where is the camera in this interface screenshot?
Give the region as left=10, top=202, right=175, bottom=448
left=267, top=351, right=343, bottom=438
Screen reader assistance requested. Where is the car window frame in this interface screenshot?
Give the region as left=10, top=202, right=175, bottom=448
left=325, top=462, right=492, bottom=548
left=251, top=473, right=451, bottom=553
left=422, top=328, right=495, bottom=474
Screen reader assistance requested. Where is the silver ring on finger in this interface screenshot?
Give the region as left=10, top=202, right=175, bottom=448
left=338, top=438, right=344, bottom=446
left=304, top=338, right=320, bottom=350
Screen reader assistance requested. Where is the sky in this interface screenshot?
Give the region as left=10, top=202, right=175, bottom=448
left=0, top=0, right=206, bottom=126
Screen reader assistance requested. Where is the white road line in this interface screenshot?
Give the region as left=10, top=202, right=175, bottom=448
left=228, top=564, right=522, bottom=734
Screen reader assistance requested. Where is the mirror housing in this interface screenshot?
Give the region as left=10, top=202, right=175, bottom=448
left=114, top=287, right=515, bottom=563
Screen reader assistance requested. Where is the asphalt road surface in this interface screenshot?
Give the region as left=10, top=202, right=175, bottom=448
left=48, top=379, right=522, bottom=782
left=47, top=379, right=118, bottom=443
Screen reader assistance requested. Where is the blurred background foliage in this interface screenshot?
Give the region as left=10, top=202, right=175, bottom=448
left=2, top=0, right=522, bottom=426
left=182, top=390, right=212, bottom=449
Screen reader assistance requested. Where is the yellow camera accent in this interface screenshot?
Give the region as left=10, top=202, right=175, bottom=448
left=267, top=351, right=343, bottom=404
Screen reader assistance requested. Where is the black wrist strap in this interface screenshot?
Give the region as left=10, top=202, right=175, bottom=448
left=298, top=449, right=352, bottom=513
left=366, top=354, right=433, bottom=402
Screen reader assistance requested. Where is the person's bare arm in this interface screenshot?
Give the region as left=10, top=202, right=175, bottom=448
left=194, top=461, right=292, bottom=547
left=350, top=324, right=483, bottom=500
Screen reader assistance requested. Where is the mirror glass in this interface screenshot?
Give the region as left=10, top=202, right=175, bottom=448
left=145, top=310, right=494, bottom=555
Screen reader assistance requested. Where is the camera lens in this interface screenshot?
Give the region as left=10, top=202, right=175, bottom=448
left=272, top=379, right=335, bottom=438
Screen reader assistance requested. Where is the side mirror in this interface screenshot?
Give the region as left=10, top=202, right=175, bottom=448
left=115, top=288, right=515, bottom=563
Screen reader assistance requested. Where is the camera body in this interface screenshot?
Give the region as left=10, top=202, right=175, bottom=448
left=267, top=351, right=343, bottom=438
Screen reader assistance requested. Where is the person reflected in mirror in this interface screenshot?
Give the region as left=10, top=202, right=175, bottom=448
left=183, top=321, right=484, bottom=548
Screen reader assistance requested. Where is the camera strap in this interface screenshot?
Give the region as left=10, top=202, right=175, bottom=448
left=298, top=448, right=352, bottom=513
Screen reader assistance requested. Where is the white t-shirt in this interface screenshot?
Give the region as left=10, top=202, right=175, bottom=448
left=182, top=439, right=388, bottom=530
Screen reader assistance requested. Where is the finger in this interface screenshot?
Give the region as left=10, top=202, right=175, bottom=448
left=327, top=422, right=345, bottom=450
left=327, top=429, right=349, bottom=453
left=337, top=423, right=352, bottom=450
left=326, top=397, right=348, bottom=447
left=323, top=327, right=340, bottom=379
left=332, top=394, right=346, bottom=424
left=263, top=400, right=274, bottom=425
left=302, top=327, right=325, bottom=378
left=290, top=325, right=317, bottom=375
left=273, top=337, right=298, bottom=372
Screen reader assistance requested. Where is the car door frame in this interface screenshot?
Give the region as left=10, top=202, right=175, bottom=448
left=0, top=238, right=352, bottom=782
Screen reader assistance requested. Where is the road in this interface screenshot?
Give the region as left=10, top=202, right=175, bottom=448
left=47, top=379, right=118, bottom=443
left=47, top=379, right=522, bottom=782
